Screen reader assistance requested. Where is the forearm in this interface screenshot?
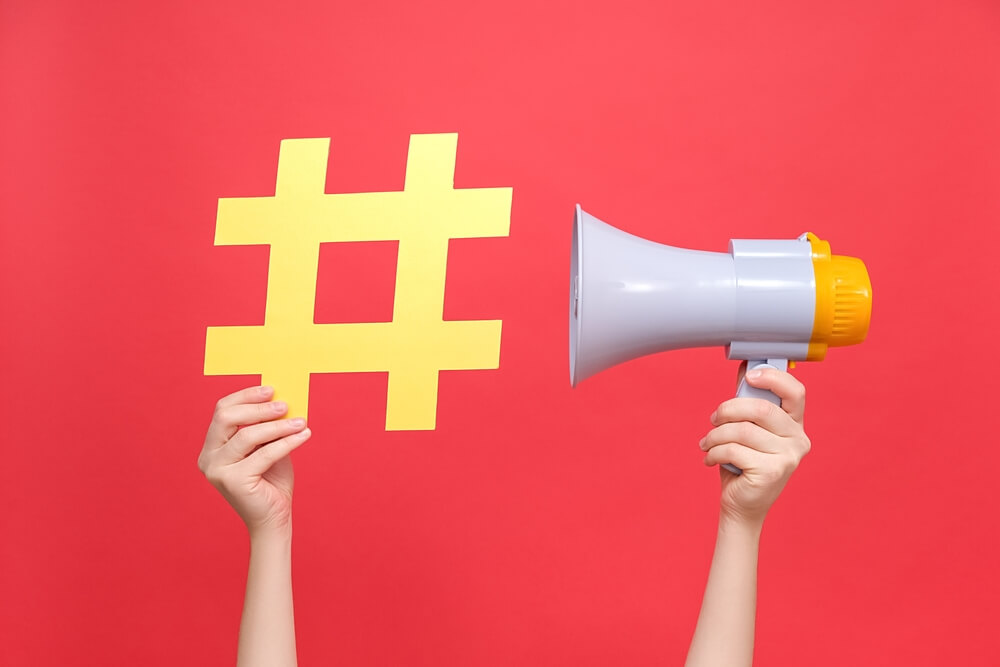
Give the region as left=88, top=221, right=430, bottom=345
left=685, top=514, right=763, bottom=667
left=238, top=527, right=297, bottom=667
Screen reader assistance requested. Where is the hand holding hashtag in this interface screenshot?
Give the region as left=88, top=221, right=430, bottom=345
left=199, top=386, right=307, bottom=666
left=198, top=385, right=312, bottom=537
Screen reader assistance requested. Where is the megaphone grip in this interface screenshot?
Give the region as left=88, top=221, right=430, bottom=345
left=724, top=359, right=788, bottom=475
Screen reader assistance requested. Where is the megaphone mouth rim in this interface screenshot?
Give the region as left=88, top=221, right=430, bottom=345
left=569, top=204, right=584, bottom=387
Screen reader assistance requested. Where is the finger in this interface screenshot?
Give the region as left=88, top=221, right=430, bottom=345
left=743, top=368, right=806, bottom=424
left=224, top=417, right=307, bottom=462
left=704, top=443, right=765, bottom=473
left=701, top=421, right=782, bottom=455
left=215, top=385, right=274, bottom=411
left=240, top=428, right=312, bottom=477
left=206, top=399, right=288, bottom=448
left=712, top=396, right=799, bottom=437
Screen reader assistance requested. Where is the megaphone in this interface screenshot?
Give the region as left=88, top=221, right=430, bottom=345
left=569, top=205, right=872, bottom=473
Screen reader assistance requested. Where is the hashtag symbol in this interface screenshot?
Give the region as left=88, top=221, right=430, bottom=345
left=204, top=134, right=511, bottom=429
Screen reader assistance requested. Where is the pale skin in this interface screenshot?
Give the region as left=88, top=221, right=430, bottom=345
left=685, top=365, right=810, bottom=667
left=198, top=386, right=311, bottom=667
left=199, top=367, right=808, bottom=666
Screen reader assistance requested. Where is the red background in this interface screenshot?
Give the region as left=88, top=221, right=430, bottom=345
left=2, top=1, right=998, bottom=664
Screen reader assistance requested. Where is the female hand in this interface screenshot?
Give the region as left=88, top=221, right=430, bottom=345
left=699, top=367, right=811, bottom=525
left=198, top=385, right=312, bottom=536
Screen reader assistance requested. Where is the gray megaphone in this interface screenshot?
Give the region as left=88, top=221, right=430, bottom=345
left=569, top=205, right=872, bottom=474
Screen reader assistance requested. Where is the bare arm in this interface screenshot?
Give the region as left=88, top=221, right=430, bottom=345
left=198, top=385, right=312, bottom=667
left=685, top=368, right=810, bottom=667
left=685, top=514, right=762, bottom=667
left=240, top=526, right=296, bottom=667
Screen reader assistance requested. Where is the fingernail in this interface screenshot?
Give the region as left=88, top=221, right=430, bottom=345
left=259, top=386, right=273, bottom=396
left=273, top=401, right=288, bottom=412
left=298, top=428, right=312, bottom=439
left=709, top=411, right=717, bottom=423
left=746, top=369, right=763, bottom=380
left=289, top=418, right=305, bottom=428
left=699, top=437, right=707, bottom=450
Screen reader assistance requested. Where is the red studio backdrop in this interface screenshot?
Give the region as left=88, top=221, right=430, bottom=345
left=2, top=1, right=998, bottom=665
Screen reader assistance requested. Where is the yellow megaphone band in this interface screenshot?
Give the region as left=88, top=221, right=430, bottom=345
left=805, top=233, right=873, bottom=361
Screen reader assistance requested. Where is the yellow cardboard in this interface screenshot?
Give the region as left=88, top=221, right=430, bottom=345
left=205, top=134, right=512, bottom=428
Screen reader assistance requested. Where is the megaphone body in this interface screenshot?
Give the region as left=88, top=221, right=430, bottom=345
left=569, top=205, right=872, bottom=473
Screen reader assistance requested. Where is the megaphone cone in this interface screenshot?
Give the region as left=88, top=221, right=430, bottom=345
left=569, top=205, right=871, bottom=387
left=569, top=204, right=872, bottom=474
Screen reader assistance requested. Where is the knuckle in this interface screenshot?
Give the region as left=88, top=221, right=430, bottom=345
left=255, top=444, right=278, bottom=466
left=752, top=401, right=773, bottom=422
left=226, top=426, right=243, bottom=446
left=735, top=422, right=755, bottom=443
left=229, top=428, right=252, bottom=452
left=214, top=404, right=237, bottom=427
left=203, top=466, right=225, bottom=487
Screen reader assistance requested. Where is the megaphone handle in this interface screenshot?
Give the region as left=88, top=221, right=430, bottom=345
left=723, top=358, right=789, bottom=475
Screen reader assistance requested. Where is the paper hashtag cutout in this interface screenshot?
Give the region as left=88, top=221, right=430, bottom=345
left=204, top=134, right=512, bottom=429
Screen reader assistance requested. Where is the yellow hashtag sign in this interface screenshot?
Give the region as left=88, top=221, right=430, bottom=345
left=204, top=134, right=511, bottom=429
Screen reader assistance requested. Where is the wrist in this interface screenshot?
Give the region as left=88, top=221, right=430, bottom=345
left=718, top=509, right=765, bottom=538
left=248, top=521, right=293, bottom=546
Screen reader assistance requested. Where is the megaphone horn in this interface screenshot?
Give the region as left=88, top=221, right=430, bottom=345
left=569, top=204, right=872, bottom=473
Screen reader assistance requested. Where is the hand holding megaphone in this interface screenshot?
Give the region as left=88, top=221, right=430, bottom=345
left=569, top=205, right=872, bottom=475
left=701, top=363, right=811, bottom=526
